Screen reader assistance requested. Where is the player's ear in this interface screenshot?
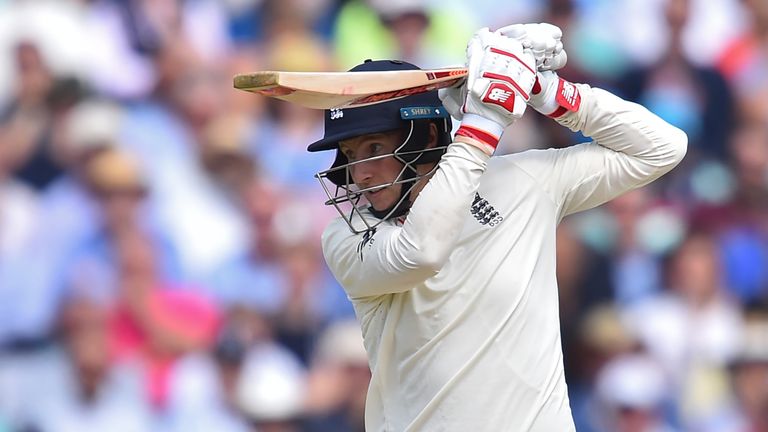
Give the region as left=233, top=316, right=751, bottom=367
left=427, top=122, right=438, bottom=148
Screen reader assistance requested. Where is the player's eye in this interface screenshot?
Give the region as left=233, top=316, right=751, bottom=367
left=368, top=142, right=384, bottom=156
left=340, top=148, right=354, bottom=161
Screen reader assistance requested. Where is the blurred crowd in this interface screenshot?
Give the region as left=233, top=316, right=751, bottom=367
left=0, top=0, right=766, bottom=431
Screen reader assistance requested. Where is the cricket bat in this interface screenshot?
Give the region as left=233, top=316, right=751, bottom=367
left=233, top=67, right=468, bottom=109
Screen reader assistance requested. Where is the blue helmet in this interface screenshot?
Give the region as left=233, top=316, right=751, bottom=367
left=308, top=59, right=453, bottom=233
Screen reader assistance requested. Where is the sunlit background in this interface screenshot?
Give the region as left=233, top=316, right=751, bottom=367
left=0, top=0, right=766, bottom=431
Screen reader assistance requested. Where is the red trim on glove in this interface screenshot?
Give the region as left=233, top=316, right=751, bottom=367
left=547, top=79, right=581, bottom=118
left=455, top=124, right=500, bottom=150
left=489, top=47, right=536, bottom=74
left=548, top=106, right=569, bottom=118
left=532, top=76, right=542, bottom=95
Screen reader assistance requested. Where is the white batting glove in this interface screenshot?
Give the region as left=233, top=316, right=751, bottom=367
left=440, top=28, right=537, bottom=154
left=528, top=70, right=582, bottom=118
left=438, top=82, right=466, bottom=122
left=498, top=23, right=567, bottom=72
left=438, top=68, right=468, bottom=122
left=495, top=23, right=580, bottom=119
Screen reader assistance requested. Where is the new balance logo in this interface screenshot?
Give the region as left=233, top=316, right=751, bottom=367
left=555, top=79, right=581, bottom=112
left=482, top=82, right=516, bottom=112
left=330, top=108, right=344, bottom=120
left=560, top=81, right=577, bottom=105
left=487, top=88, right=512, bottom=102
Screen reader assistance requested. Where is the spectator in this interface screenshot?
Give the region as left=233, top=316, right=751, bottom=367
left=235, top=341, right=307, bottom=432
left=593, top=354, right=675, bottom=432
left=623, top=231, right=745, bottom=427
left=61, top=147, right=182, bottom=304
left=0, top=118, right=44, bottom=347
left=332, top=0, right=472, bottom=69
left=34, top=296, right=154, bottom=432
left=717, top=0, right=768, bottom=123
left=617, top=0, right=734, bottom=160
left=568, top=304, right=640, bottom=432
left=247, top=30, right=335, bottom=199
left=692, top=121, right=768, bottom=303
left=0, top=295, right=153, bottom=432
left=118, top=35, right=250, bottom=282
left=163, top=312, right=311, bottom=432
left=109, top=224, right=220, bottom=409
left=274, top=241, right=355, bottom=364
left=556, top=222, right=614, bottom=324
left=720, top=314, right=768, bottom=431
left=203, top=176, right=288, bottom=313
left=0, top=40, right=57, bottom=190
left=607, top=188, right=666, bottom=305
left=164, top=323, right=270, bottom=432
left=304, top=320, right=369, bottom=432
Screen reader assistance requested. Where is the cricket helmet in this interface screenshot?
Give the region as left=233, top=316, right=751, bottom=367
left=308, top=59, right=453, bottom=234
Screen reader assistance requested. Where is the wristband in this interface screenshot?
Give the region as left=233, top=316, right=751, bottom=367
left=455, top=113, right=505, bottom=152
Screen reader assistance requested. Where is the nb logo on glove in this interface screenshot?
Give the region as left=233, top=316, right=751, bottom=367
left=556, top=79, right=581, bottom=112
left=482, top=83, right=516, bottom=113
left=487, top=88, right=512, bottom=102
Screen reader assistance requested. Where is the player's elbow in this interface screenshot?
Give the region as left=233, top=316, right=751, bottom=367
left=406, top=245, right=451, bottom=274
left=652, top=124, right=688, bottom=174
left=667, top=126, right=688, bottom=168
left=396, top=230, right=453, bottom=272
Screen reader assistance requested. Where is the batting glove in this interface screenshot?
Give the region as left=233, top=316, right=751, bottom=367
left=440, top=28, right=537, bottom=154
left=498, top=23, right=567, bottom=72
left=528, top=70, right=582, bottom=118
left=438, top=78, right=466, bottom=122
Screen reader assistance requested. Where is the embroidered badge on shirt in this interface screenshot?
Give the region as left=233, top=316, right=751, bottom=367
left=470, top=193, right=504, bottom=227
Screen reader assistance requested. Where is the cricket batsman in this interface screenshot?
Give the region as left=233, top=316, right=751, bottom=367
left=306, top=24, right=687, bottom=431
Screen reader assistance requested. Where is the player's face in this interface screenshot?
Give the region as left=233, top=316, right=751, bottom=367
left=339, top=130, right=404, bottom=212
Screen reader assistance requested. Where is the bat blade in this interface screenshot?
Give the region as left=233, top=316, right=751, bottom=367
left=233, top=68, right=468, bottom=109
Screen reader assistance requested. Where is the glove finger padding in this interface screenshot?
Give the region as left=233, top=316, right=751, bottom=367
left=496, top=23, right=527, bottom=40
left=542, top=49, right=567, bottom=71
left=438, top=85, right=466, bottom=121
left=464, top=28, right=495, bottom=94
left=497, top=23, right=567, bottom=72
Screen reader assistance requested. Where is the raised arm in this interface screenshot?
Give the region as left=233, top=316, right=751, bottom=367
left=499, top=24, right=688, bottom=220
left=323, top=29, right=537, bottom=299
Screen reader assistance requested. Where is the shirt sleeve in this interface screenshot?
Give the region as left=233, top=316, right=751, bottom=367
left=503, top=83, right=688, bottom=221
left=322, top=142, right=489, bottom=299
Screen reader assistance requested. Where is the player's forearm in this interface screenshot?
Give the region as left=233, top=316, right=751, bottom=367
left=556, top=85, right=688, bottom=174
left=397, top=141, right=489, bottom=269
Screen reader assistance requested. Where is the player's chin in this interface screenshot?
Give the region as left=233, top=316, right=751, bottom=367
left=367, top=188, right=398, bottom=212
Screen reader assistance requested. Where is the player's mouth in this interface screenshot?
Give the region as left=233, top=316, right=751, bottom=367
left=364, top=189, right=382, bottom=200
left=364, top=186, right=388, bottom=205
left=363, top=184, right=386, bottom=196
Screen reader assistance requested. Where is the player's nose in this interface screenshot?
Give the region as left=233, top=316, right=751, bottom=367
left=350, top=159, right=375, bottom=185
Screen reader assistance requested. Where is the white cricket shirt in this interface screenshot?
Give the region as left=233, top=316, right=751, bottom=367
left=321, top=85, right=687, bottom=431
